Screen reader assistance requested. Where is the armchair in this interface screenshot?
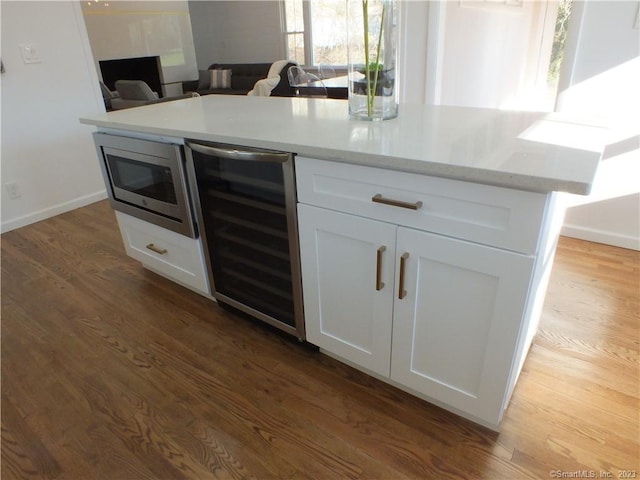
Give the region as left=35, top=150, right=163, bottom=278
left=110, top=80, right=197, bottom=110
left=287, top=66, right=328, bottom=98
left=111, top=80, right=159, bottom=110
left=99, top=81, right=120, bottom=111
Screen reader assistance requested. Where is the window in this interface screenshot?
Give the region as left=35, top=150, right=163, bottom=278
left=282, top=0, right=348, bottom=67
left=283, top=0, right=306, bottom=65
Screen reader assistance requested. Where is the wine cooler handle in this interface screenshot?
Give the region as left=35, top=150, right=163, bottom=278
left=186, top=141, right=290, bottom=163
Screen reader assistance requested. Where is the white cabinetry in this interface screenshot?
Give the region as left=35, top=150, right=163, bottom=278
left=391, top=227, right=534, bottom=424
left=298, top=205, right=396, bottom=377
left=296, top=157, right=549, bottom=429
left=116, top=211, right=210, bottom=295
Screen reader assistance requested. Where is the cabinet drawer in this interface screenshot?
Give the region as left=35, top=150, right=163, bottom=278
left=116, top=212, right=209, bottom=294
left=296, top=157, right=548, bottom=254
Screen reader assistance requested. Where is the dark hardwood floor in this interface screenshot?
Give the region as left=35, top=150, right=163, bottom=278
left=2, top=200, right=638, bottom=479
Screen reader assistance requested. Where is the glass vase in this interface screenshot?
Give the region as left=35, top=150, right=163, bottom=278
left=347, top=0, right=399, bottom=121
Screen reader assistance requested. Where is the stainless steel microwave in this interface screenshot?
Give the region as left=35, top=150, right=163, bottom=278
left=93, top=132, right=196, bottom=238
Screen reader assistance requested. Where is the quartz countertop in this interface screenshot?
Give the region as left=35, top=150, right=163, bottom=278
left=80, top=95, right=607, bottom=195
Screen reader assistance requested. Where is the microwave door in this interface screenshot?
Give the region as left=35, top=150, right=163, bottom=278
left=103, top=147, right=185, bottom=221
left=93, top=132, right=196, bottom=238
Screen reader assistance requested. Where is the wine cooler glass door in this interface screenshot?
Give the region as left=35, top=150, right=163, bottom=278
left=186, top=141, right=304, bottom=339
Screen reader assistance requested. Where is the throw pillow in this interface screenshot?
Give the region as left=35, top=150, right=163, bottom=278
left=210, top=69, right=232, bottom=89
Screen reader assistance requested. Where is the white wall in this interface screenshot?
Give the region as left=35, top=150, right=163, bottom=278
left=557, top=0, right=640, bottom=250
left=82, top=1, right=198, bottom=87
left=188, top=1, right=285, bottom=68
left=558, top=0, right=639, bottom=89
left=398, top=1, right=430, bottom=104
left=1, top=1, right=107, bottom=233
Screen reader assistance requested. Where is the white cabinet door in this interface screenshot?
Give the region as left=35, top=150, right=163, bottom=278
left=390, top=227, right=535, bottom=424
left=298, top=204, right=397, bottom=377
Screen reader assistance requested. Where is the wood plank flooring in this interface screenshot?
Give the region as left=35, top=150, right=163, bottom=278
left=2, top=200, right=638, bottom=479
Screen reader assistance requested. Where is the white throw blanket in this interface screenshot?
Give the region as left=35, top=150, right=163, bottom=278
left=247, top=60, right=292, bottom=96
left=248, top=76, right=280, bottom=97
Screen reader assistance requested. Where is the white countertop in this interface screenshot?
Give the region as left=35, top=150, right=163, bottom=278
left=80, top=95, right=607, bottom=194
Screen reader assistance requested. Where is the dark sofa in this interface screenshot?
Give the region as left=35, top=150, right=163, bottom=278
left=182, top=62, right=297, bottom=97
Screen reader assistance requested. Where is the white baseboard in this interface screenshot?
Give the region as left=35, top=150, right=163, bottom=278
left=561, top=224, right=640, bottom=251
left=1, top=190, right=108, bottom=234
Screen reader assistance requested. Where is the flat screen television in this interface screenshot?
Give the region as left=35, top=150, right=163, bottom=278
left=99, top=56, right=164, bottom=98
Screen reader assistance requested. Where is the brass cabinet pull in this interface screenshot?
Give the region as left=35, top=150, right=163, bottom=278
left=376, top=246, right=386, bottom=291
left=146, top=243, right=168, bottom=255
left=398, top=252, right=409, bottom=299
left=372, top=194, right=422, bottom=211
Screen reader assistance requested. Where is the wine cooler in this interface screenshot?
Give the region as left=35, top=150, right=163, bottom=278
left=185, top=140, right=305, bottom=339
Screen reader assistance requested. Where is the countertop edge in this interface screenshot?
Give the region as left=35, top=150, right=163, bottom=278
left=79, top=115, right=597, bottom=196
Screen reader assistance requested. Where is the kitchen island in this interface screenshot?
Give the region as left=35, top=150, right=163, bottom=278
left=81, top=95, right=604, bottom=194
left=81, top=95, right=606, bottom=430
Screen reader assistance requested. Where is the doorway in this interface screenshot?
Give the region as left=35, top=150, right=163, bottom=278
left=429, top=0, right=572, bottom=111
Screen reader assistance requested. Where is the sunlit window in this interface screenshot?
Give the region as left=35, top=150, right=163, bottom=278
left=282, top=0, right=348, bottom=67
left=283, top=0, right=306, bottom=65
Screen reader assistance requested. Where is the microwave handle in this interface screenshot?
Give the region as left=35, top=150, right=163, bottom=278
left=186, top=141, right=290, bottom=163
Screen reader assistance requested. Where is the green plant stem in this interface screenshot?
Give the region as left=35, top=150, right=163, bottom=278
left=369, top=3, right=385, bottom=115
left=362, top=0, right=371, bottom=116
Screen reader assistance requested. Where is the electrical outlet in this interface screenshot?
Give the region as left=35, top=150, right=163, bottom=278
left=19, top=43, right=41, bottom=64
left=5, top=182, right=21, bottom=199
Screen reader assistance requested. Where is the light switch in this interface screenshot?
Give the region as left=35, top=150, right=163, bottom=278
left=19, top=44, right=41, bottom=64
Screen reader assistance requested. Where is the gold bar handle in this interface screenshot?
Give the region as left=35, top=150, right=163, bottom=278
left=398, top=252, right=409, bottom=299
left=376, top=246, right=386, bottom=291
left=372, top=194, right=422, bottom=211
left=146, top=243, right=168, bottom=255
